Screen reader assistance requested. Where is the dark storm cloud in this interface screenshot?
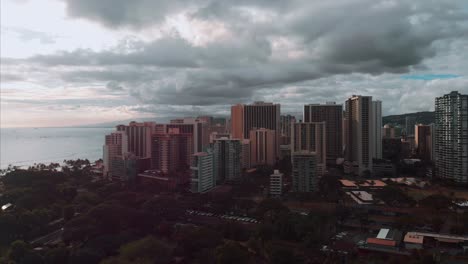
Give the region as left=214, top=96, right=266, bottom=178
left=4, top=0, right=468, bottom=112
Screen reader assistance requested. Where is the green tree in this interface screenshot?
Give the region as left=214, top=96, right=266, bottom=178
left=215, top=242, right=252, bottom=264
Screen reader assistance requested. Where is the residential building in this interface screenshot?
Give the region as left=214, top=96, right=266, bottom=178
left=191, top=151, right=216, bottom=193
left=291, top=121, right=326, bottom=176
left=372, top=100, right=382, bottom=159
left=230, top=102, right=280, bottom=155
left=304, top=102, right=343, bottom=163
left=344, top=95, right=375, bottom=175
left=270, top=170, right=283, bottom=197
left=241, top=139, right=251, bottom=169
left=116, top=121, right=154, bottom=158
left=280, top=115, right=296, bottom=145
left=109, top=153, right=151, bottom=182
left=415, top=124, right=433, bottom=161
left=213, top=138, right=242, bottom=183
left=103, top=131, right=128, bottom=178
left=151, top=128, right=193, bottom=174
left=250, top=128, right=276, bottom=166
left=405, top=116, right=416, bottom=136
left=292, top=151, right=318, bottom=192
left=435, top=91, right=468, bottom=184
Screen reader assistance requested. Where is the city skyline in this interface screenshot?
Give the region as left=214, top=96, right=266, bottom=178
left=1, top=0, right=468, bottom=128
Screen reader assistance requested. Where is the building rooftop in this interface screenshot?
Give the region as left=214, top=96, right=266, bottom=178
left=404, top=232, right=424, bottom=244
left=340, top=179, right=358, bottom=187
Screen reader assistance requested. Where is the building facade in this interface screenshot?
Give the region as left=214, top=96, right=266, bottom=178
left=435, top=91, right=468, bottom=184
left=190, top=151, right=216, bottom=193
left=249, top=128, right=276, bottom=166
left=116, top=122, right=154, bottom=158
left=303, top=102, right=343, bottom=163
left=415, top=124, right=433, bottom=161
left=103, top=131, right=128, bottom=177
left=372, top=100, right=382, bottom=159
left=280, top=115, right=296, bottom=145
left=151, top=128, right=193, bottom=174
left=291, top=121, right=326, bottom=176
left=344, top=95, right=375, bottom=175
left=270, top=170, right=283, bottom=197
left=230, top=102, right=280, bottom=156
left=213, top=138, right=242, bottom=183
left=292, top=151, right=318, bottom=192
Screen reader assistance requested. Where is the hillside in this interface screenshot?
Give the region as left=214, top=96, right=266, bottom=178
left=383, top=111, right=435, bottom=127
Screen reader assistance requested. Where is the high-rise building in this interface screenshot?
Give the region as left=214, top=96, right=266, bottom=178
left=415, top=124, right=433, bottom=161
left=155, top=119, right=210, bottom=154
left=382, top=124, right=396, bottom=138
left=304, top=102, right=343, bottom=163
left=405, top=116, right=416, bottom=136
left=344, top=95, right=374, bottom=175
left=292, top=151, right=318, bottom=192
left=116, top=122, right=154, bottom=158
left=241, top=139, right=251, bottom=169
left=435, top=91, right=468, bottom=184
left=291, top=121, right=326, bottom=176
left=249, top=128, right=276, bottom=166
left=280, top=115, right=296, bottom=145
left=372, top=100, right=382, bottom=159
left=190, top=151, right=216, bottom=193
left=110, top=153, right=151, bottom=182
left=213, top=138, right=242, bottom=183
left=230, top=102, right=280, bottom=155
left=270, top=170, right=283, bottom=197
left=103, top=131, right=128, bottom=177
left=151, top=128, right=193, bottom=174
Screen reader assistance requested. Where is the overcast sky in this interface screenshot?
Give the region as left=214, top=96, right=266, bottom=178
left=1, top=0, right=467, bottom=127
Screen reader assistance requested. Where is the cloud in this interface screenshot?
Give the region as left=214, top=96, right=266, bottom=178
left=2, top=0, right=468, bottom=127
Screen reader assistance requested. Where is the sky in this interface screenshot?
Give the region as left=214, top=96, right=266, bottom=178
left=1, top=0, right=467, bottom=128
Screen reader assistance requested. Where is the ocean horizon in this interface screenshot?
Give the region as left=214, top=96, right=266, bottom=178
left=0, top=127, right=114, bottom=169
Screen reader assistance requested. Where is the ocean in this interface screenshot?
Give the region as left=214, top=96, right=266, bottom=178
left=0, top=127, right=114, bottom=169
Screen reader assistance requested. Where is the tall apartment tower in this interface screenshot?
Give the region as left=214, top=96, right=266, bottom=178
left=280, top=115, right=296, bottom=145
left=270, top=170, right=283, bottom=197
left=292, top=151, right=318, bottom=192
left=213, top=138, right=242, bottom=183
left=344, top=95, right=374, bottom=175
left=372, top=101, right=382, bottom=159
left=415, top=124, right=433, bottom=161
left=249, top=128, right=276, bottom=166
left=190, top=151, right=216, bottom=193
left=291, top=121, right=326, bottom=176
left=303, top=102, right=343, bottom=163
left=405, top=116, right=417, bottom=136
left=155, top=119, right=210, bottom=154
left=230, top=102, right=280, bottom=156
left=103, top=131, right=128, bottom=177
left=241, top=139, right=251, bottom=169
left=435, top=91, right=468, bottom=184
left=151, top=128, right=193, bottom=174
left=116, top=122, right=154, bottom=158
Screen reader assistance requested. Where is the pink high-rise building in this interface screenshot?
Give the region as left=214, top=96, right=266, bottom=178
left=116, top=121, right=154, bottom=158
left=249, top=128, right=276, bottom=166
left=151, top=128, right=193, bottom=174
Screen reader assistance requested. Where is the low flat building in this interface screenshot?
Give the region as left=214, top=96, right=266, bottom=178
left=404, top=232, right=424, bottom=250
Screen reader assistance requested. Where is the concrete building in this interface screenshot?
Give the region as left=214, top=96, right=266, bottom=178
left=230, top=102, right=280, bottom=156
left=190, top=151, right=216, bottom=193
left=151, top=128, right=193, bottom=174
left=291, top=121, right=326, bottom=176
left=303, top=102, right=343, bottom=163
left=241, top=139, right=251, bottom=169
left=372, top=100, right=382, bottom=159
left=155, top=119, right=210, bottom=154
left=382, top=124, right=396, bottom=138
left=415, top=124, right=433, bottom=161
left=344, top=95, right=375, bottom=175
left=292, top=151, right=318, bottom=192
left=435, top=91, right=468, bottom=184
left=280, top=115, right=296, bottom=145
left=405, top=116, right=417, bottom=136
left=103, top=131, right=128, bottom=178
left=213, top=138, right=242, bottom=183
left=109, top=153, right=151, bottom=182
left=270, top=170, right=283, bottom=197
left=116, top=121, right=154, bottom=158
left=250, top=128, right=276, bottom=166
